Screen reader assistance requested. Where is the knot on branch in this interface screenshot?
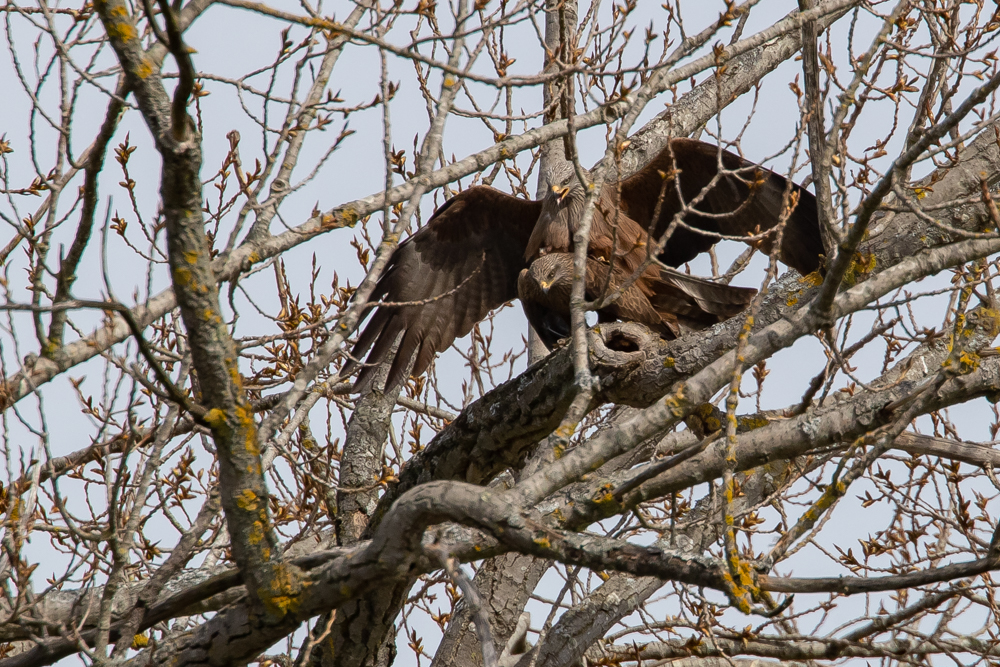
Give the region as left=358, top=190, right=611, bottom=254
left=590, top=322, right=657, bottom=374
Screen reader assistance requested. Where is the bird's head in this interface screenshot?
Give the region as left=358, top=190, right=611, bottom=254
left=530, top=254, right=571, bottom=294
left=550, top=183, right=572, bottom=203
left=538, top=265, right=558, bottom=293
left=544, top=162, right=585, bottom=203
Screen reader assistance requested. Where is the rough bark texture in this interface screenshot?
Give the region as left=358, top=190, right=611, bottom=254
left=430, top=554, right=550, bottom=667
left=337, top=382, right=401, bottom=546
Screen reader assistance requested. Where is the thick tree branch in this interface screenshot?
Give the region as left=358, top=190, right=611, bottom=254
left=94, top=0, right=283, bottom=621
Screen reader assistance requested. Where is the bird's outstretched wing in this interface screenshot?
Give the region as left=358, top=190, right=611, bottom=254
left=619, top=138, right=825, bottom=276
left=345, top=186, right=543, bottom=394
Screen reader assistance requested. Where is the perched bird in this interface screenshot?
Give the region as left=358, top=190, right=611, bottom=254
left=518, top=253, right=757, bottom=347
left=344, top=138, right=824, bottom=393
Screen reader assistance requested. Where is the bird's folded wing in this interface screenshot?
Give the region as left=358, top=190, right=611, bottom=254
left=345, top=186, right=543, bottom=394
left=650, top=267, right=757, bottom=326
left=586, top=260, right=756, bottom=333
left=583, top=259, right=677, bottom=337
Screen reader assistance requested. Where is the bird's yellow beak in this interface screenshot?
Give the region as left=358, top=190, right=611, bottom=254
left=551, top=184, right=571, bottom=202
left=539, top=280, right=552, bottom=292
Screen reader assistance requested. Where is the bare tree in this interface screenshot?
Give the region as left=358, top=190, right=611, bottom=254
left=1, top=0, right=1000, bottom=665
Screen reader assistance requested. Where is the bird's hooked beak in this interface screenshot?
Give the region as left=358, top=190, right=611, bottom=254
left=551, top=184, right=571, bottom=203
left=538, top=279, right=552, bottom=293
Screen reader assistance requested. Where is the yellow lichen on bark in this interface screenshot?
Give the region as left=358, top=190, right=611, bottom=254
left=799, top=270, right=824, bottom=286
left=738, top=414, right=770, bottom=430
left=554, top=423, right=576, bottom=439
left=134, top=57, right=153, bottom=79
left=237, top=489, right=260, bottom=511
left=172, top=267, right=192, bottom=286
left=203, top=408, right=227, bottom=428
left=662, top=387, right=688, bottom=418
left=259, top=563, right=310, bottom=618
left=249, top=520, right=265, bottom=544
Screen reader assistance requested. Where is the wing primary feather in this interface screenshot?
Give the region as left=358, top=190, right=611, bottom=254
left=347, top=186, right=540, bottom=394
left=620, top=138, right=824, bottom=276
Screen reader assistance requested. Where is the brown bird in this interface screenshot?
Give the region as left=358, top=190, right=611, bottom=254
left=518, top=253, right=757, bottom=345
left=344, top=138, right=824, bottom=393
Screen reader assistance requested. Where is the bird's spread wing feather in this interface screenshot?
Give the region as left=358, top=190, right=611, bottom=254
left=619, top=138, right=824, bottom=276
left=346, top=186, right=543, bottom=393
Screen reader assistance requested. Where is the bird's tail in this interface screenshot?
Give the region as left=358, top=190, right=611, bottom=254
left=648, top=267, right=756, bottom=329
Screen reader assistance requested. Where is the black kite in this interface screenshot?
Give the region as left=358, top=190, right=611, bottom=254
left=344, top=138, right=824, bottom=393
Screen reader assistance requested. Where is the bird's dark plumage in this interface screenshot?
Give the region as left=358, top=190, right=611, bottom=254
left=346, top=188, right=541, bottom=393
left=344, top=139, right=824, bottom=393
left=619, top=138, right=823, bottom=275
left=517, top=254, right=756, bottom=348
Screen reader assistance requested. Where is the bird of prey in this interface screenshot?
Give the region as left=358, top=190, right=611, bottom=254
left=344, top=138, right=824, bottom=393
left=518, top=253, right=757, bottom=347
